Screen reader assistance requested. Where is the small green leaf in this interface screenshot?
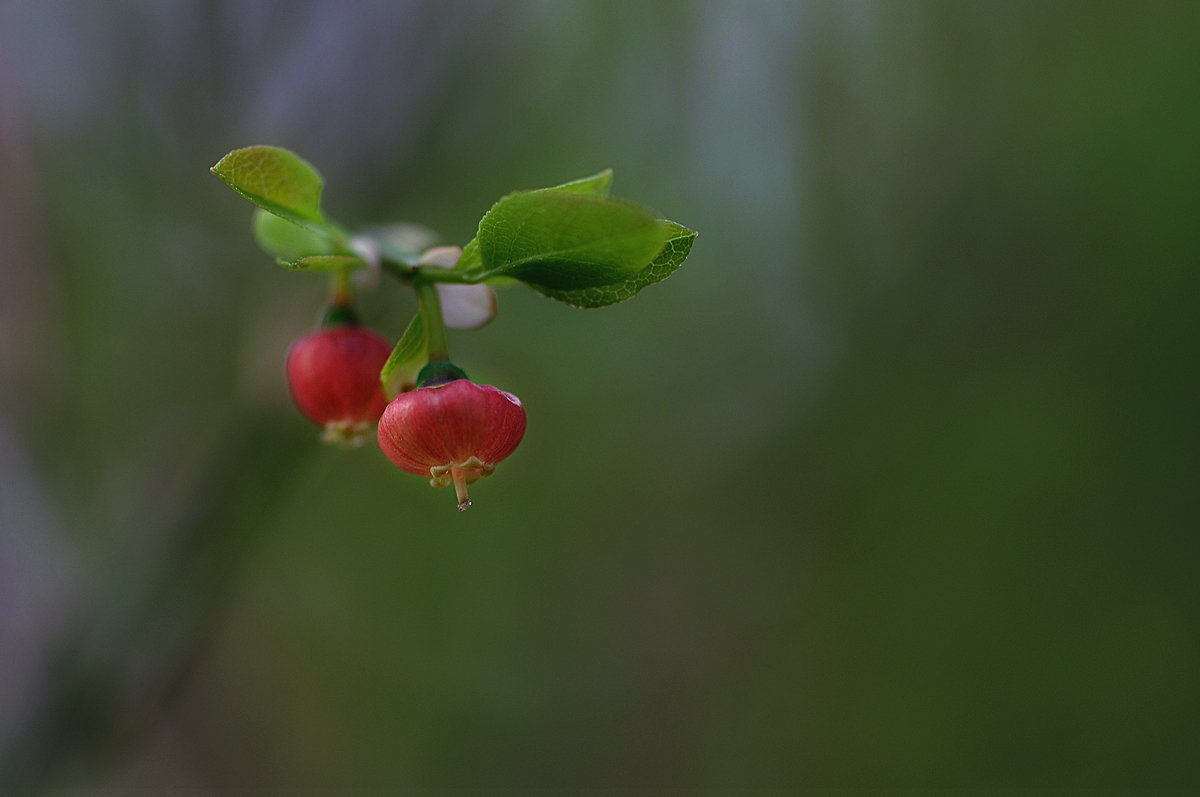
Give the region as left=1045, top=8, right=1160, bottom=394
left=474, top=190, right=670, bottom=290
left=280, top=255, right=366, bottom=272
left=544, top=168, right=613, bottom=197
left=380, top=310, right=428, bottom=398
left=253, top=210, right=334, bottom=261
left=530, top=221, right=696, bottom=308
left=211, top=146, right=327, bottom=231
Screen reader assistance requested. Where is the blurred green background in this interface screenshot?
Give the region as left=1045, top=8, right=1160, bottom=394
left=2, top=0, right=1198, bottom=791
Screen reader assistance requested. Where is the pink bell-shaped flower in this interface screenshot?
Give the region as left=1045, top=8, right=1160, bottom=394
left=377, top=376, right=527, bottom=510
left=286, top=323, right=392, bottom=446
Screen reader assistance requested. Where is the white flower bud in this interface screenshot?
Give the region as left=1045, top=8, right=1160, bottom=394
left=418, top=246, right=499, bottom=330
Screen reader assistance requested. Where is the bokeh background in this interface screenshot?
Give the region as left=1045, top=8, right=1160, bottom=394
left=2, top=0, right=1198, bottom=791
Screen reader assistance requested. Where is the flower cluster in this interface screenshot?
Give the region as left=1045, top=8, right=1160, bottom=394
left=213, top=146, right=694, bottom=511
left=286, top=287, right=525, bottom=510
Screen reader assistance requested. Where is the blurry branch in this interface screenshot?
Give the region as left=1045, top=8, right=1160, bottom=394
left=0, top=413, right=313, bottom=792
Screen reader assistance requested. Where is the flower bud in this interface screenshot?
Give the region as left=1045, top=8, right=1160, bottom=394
left=377, top=378, right=527, bottom=510
left=286, top=324, right=392, bottom=446
left=419, top=245, right=498, bottom=330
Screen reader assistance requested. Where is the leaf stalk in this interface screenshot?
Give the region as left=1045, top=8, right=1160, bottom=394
left=415, top=279, right=449, bottom=362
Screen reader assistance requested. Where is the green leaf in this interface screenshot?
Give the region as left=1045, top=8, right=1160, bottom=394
left=253, top=209, right=335, bottom=261
left=545, top=168, right=613, bottom=197
left=530, top=221, right=696, bottom=308
left=280, top=255, right=366, bottom=272
left=380, top=310, right=428, bottom=398
left=452, top=170, right=609, bottom=273
left=211, top=146, right=328, bottom=232
left=474, top=190, right=670, bottom=290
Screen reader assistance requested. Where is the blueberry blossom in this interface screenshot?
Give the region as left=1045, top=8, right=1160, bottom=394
left=286, top=319, right=392, bottom=446
left=377, top=374, right=526, bottom=510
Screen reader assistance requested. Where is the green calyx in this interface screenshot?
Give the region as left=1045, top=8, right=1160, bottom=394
left=417, top=360, right=468, bottom=388
left=321, top=304, right=360, bottom=327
